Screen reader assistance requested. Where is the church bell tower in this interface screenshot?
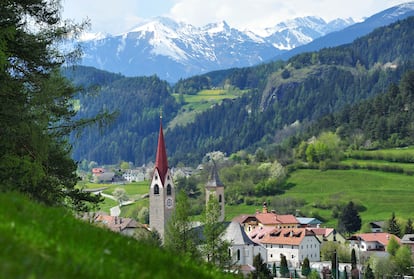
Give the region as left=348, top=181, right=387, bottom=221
left=149, top=115, right=175, bottom=240
left=205, top=161, right=225, bottom=222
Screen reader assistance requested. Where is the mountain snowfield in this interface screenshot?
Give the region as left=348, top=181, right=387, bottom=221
left=79, top=16, right=353, bottom=82
left=78, top=2, right=414, bottom=82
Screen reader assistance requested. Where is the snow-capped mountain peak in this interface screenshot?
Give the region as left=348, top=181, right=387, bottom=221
left=78, top=2, right=414, bottom=82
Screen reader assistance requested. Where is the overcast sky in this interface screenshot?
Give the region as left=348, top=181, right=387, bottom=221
left=61, top=0, right=413, bottom=35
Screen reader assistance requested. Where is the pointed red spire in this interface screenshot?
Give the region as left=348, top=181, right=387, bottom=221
left=155, top=114, right=168, bottom=184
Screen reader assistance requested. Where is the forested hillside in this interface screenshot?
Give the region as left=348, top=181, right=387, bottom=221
left=303, top=70, right=414, bottom=149
left=67, top=73, right=179, bottom=164
left=70, top=17, right=414, bottom=166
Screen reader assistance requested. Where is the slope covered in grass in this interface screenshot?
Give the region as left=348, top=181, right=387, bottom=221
left=0, top=192, right=233, bottom=279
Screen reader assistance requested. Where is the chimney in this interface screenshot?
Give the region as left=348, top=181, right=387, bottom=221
left=262, top=202, right=268, bottom=213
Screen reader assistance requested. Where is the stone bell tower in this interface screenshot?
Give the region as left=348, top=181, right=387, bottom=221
left=149, top=115, right=175, bottom=240
left=205, top=161, right=225, bottom=222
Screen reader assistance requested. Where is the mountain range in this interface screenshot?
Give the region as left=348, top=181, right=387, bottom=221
left=78, top=2, right=414, bottom=82
left=79, top=16, right=354, bottom=82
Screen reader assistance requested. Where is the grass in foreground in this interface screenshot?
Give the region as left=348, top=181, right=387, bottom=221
left=0, top=192, right=234, bottom=279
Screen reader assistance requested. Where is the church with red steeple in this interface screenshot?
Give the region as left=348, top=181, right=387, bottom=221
left=149, top=114, right=175, bottom=240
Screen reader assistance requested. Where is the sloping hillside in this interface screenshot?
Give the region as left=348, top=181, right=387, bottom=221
left=0, top=192, right=232, bottom=279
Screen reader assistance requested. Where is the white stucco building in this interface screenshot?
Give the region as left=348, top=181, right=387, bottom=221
left=253, top=228, right=321, bottom=269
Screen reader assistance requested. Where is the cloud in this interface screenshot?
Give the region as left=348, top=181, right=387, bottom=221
left=62, top=0, right=412, bottom=34
left=168, top=0, right=411, bottom=30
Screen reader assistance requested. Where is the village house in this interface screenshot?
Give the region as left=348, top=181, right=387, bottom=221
left=296, top=217, right=323, bottom=228
left=307, top=227, right=346, bottom=245
left=369, top=221, right=385, bottom=233
left=122, top=168, right=146, bottom=182
left=401, top=234, right=414, bottom=259
left=348, top=232, right=401, bottom=260
left=235, top=202, right=300, bottom=234
left=252, top=227, right=321, bottom=269
left=92, top=213, right=146, bottom=237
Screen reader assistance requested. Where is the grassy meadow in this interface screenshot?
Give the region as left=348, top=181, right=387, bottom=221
left=170, top=88, right=248, bottom=128
left=0, top=192, right=233, bottom=279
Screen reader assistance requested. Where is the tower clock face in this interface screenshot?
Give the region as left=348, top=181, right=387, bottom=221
left=166, top=197, right=173, bottom=209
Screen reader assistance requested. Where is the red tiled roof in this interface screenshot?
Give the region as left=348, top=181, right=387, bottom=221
left=248, top=226, right=274, bottom=242
left=232, top=214, right=255, bottom=224
left=155, top=117, right=168, bottom=184
left=255, top=212, right=299, bottom=225
left=353, top=232, right=401, bottom=246
left=259, top=228, right=315, bottom=245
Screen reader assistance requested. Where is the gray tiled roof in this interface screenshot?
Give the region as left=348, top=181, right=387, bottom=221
left=223, top=221, right=256, bottom=245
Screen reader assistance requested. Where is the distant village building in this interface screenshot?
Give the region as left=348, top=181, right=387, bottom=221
left=256, top=228, right=321, bottom=269
left=235, top=202, right=300, bottom=234
left=401, top=234, right=414, bottom=259
left=307, top=228, right=346, bottom=244
left=296, top=217, right=323, bottom=228
left=82, top=212, right=146, bottom=238
left=149, top=116, right=175, bottom=241
left=92, top=168, right=115, bottom=183
left=348, top=232, right=401, bottom=260
left=123, top=168, right=146, bottom=182
left=369, top=221, right=385, bottom=232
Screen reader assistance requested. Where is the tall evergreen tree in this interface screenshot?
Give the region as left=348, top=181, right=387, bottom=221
left=405, top=218, right=414, bottom=234
left=301, top=257, right=311, bottom=277
left=0, top=0, right=102, bottom=210
left=364, top=263, right=374, bottom=279
left=250, top=254, right=272, bottom=279
left=280, top=254, right=289, bottom=278
left=387, top=212, right=402, bottom=237
left=338, top=201, right=362, bottom=235
left=351, top=248, right=359, bottom=279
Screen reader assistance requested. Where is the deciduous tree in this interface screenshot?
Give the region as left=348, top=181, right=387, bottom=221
left=164, top=190, right=199, bottom=258
left=202, top=196, right=232, bottom=270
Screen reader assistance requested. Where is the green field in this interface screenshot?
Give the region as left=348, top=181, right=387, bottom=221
left=224, top=168, right=414, bottom=228
left=170, top=88, right=248, bottom=128
left=279, top=169, right=414, bottom=225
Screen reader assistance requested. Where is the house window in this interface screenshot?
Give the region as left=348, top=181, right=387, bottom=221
left=154, top=184, right=159, bottom=195
left=167, top=184, right=172, bottom=196
left=279, top=245, right=283, bottom=248
left=237, top=249, right=241, bottom=261
left=219, top=194, right=222, bottom=203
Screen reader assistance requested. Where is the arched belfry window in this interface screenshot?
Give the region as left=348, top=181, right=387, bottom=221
left=154, top=184, right=159, bottom=195
left=219, top=194, right=222, bottom=203
left=237, top=249, right=240, bottom=261
left=167, top=184, right=172, bottom=196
